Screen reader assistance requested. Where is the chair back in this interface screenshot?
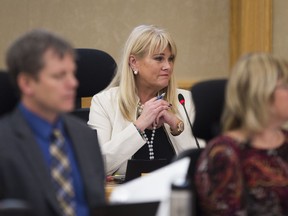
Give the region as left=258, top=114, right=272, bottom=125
left=71, top=48, right=117, bottom=121
left=0, top=70, right=19, bottom=117
left=191, top=79, right=227, bottom=142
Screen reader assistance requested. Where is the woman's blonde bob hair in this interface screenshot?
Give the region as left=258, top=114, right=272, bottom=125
left=222, top=52, right=288, bottom=134
left=107, top=24, right=178, bottom=121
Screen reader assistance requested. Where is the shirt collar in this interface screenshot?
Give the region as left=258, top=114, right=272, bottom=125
left=18, top=103, right=64, bottom=140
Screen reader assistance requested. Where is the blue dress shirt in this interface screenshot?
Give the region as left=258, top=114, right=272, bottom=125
left=19, top=103, right=89, bottom=216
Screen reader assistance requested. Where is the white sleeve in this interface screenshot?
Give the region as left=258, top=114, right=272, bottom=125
left=88, top=93, right=146, bottom=175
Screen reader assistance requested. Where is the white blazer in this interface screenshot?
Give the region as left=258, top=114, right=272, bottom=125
left=88, top=87, right=205, bottom=175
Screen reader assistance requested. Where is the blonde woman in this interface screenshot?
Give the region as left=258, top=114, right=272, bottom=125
left=88, top=25, right=203, bottom=175
left=195, top=53, right=288, bottom=215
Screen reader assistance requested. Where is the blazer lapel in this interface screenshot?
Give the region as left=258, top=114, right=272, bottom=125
left=11, top=110, right=62, bottom=215
left=63, top=117, right=93, bottom=190
left=63, top=115, right=105, bottom=206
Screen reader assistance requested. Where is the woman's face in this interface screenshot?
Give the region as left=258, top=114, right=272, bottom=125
left=271, top=81, right=288, bottom=123
left=134, top=47, right=175, bottom=92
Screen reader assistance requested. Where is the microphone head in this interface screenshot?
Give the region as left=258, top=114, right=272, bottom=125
left=178, top=93, right=185, bottom=105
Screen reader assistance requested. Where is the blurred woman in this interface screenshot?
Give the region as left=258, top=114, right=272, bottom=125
left=195, top=53, right=288, bottom=215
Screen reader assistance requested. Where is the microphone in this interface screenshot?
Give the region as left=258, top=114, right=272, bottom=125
left=178, top=93, right=200, bottom=149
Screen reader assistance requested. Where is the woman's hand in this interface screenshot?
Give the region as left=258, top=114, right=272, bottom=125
left=156, top=108, right=180, bottom=130
left=134, top=97, right=171, bottom=131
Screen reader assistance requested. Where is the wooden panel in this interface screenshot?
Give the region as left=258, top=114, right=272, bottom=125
left=230, top=0, right=241, bottom=69
left=81, top=97, right=92, bottom=109
left=177, top=80, right=196, bottom=90
left=230, top=0, right=272, bottom=67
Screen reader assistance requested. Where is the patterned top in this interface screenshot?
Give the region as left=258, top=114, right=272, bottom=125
left=195, top=131, right=288, bottom=216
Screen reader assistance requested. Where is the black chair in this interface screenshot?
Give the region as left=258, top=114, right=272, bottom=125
left=0, top=70, right=19, bottom=117
left=191, top=78, right=227, bottom=143
left=71, top=48, right=117, bottom=121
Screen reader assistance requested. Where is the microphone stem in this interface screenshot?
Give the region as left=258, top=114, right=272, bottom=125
left=182, top=105, right=200, bottom=149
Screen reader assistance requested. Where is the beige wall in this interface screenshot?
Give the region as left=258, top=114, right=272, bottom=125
left=0, top=0, right=230, bottom=86
left=273, top=0, right=288, bottom=58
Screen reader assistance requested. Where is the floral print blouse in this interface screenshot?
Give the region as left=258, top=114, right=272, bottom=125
left=195, top=131, right=288, bottom=216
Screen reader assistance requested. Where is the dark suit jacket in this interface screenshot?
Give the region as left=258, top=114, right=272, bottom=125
left=0, top=109, right=106, bottom=216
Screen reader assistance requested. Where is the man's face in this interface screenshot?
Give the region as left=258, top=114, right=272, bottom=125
left=22, top=49, right=78, bottom=121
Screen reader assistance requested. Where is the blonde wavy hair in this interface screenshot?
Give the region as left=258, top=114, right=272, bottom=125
left=222, top=53, right=288, bottom=134
left=107, top=24, right=178, bottom=121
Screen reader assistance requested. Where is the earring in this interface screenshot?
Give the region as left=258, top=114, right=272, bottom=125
left=133, top=70, right=138, bottom=75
